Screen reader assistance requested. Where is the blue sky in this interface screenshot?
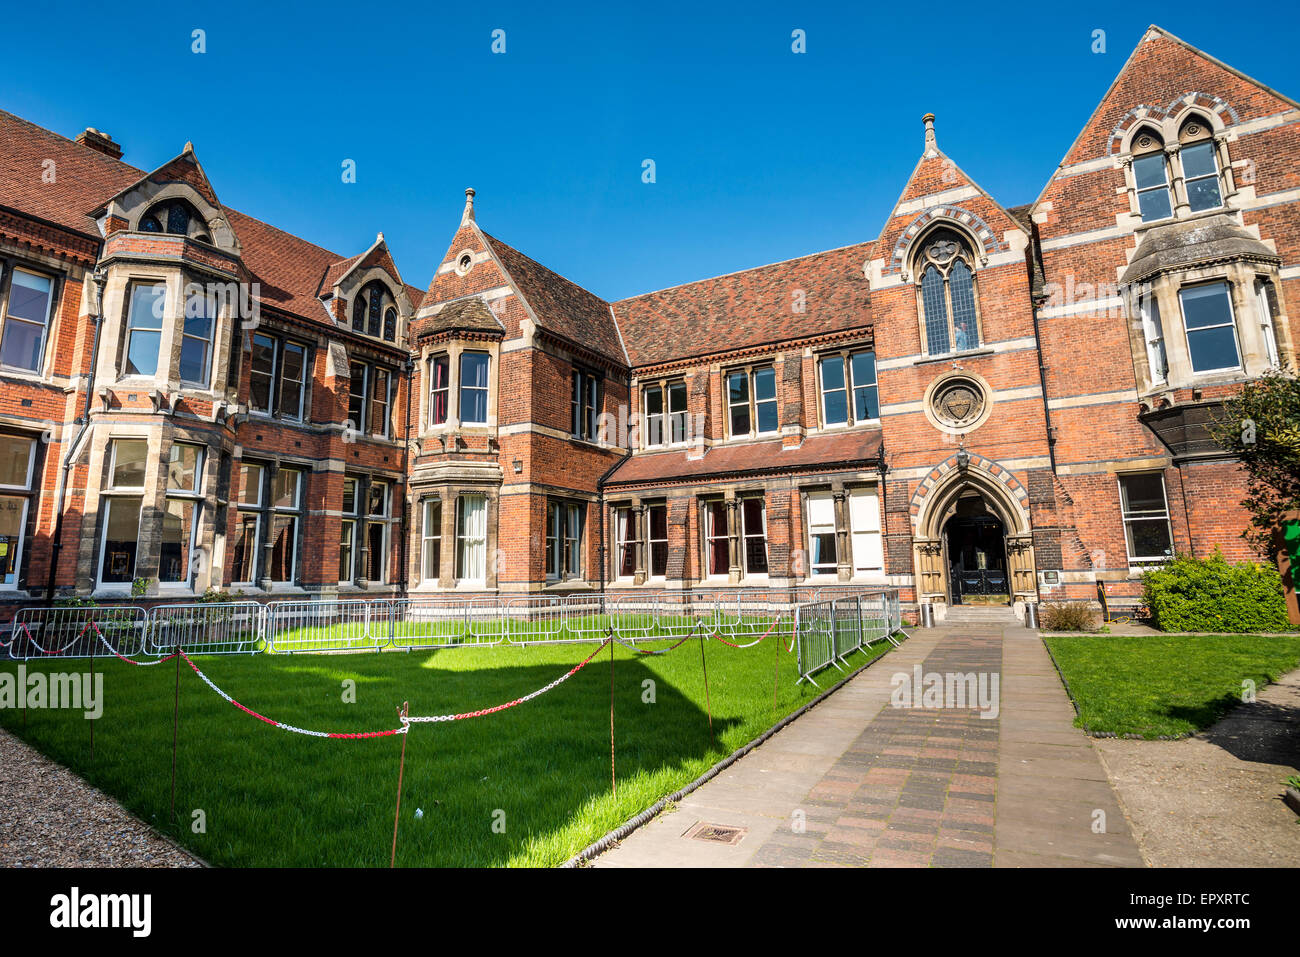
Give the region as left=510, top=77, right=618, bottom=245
left=6, top=2, right=1296, bottom=300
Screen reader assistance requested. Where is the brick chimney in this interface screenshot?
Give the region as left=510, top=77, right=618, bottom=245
left=74, top=127, right=122, bottom=160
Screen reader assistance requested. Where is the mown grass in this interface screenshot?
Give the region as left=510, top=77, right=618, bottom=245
left=0, top=634, right=891, bottom=867
left=1043, top=633, right=1300, bottom=738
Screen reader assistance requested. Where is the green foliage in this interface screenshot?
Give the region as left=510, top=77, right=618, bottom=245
left=1211, top=370, right=1300, bottom=551
left=53, top=594, right=97, bottom=608
left=130, top=577, right=153, bottom=599
left=197, top=587, right=242, bottom=604
left=1040, top=602, right=1098, bottom=632
left=1142, top=550, right=1291, bottom=633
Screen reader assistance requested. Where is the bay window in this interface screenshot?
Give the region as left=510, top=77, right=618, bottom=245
left=428, top=353, right=449, bottom=426
left=1178, top=282, right=1240, bottom=373
left=1256, top=278, right=1281, bottom=367
left=0, top=267, right=55, bottom=373
left=1139, top=292, right=1168, bottom=383
left=99, top=439, right=148, bottom=585
left=124, top=282, right=166, bottom=377
left=459, top=351, right=489, bottom=424
left=180, top=287, right=216, bottom=386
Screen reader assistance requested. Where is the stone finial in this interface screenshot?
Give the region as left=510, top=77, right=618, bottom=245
left=922, top=113, right=937, bottom=154
left=462, top=187, right=476, bottom=224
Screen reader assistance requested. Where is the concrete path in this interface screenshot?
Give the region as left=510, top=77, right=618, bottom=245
left=1094, top=667, right=1300, bottom=867
left=593, top=621, right=1144, bottom=867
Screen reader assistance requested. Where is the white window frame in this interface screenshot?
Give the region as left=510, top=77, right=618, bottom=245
left=123, top=281, right=167, bottom=379
left=1256, top=279, right=1281, bottom=367
left=1178, top=281, right=1242, bottom=374
left=366, top=480, right=390, bottom=584
left=339, top=476, right=359, bottom=585
left=458, top=351, right=490, bottom=426
left=848, top=486, right=883, bottom=577
left=1139, top=292, right=1168, bottom=384
left=739, top=497, right=768, bottom=578
left=646, top=504, right=668, bottom=579
left=421, top=497, right=442, bottom=584
left=455, top=493, right=487, bottom=584
left=179, top=286, right=216, bottom=388
left=158, top=443, right=204, bottom=587
left=268, top=468, right=303, bottom=585
left=1117, top=472, right=1175, bottom=567
left=806, top=491, right=838, bottom=577
left=97, top=438, right=149, bottom=588
left=614, top=506, right=637, bottom=580
left=428, top=353, right=450, bottom=428
left=818, top=349, right=879, bottom=429
left=232, top=462, right=263, bottom=586
left=0, top=434, right=37, bottom=589
left=642, top=379, right=688, bottom=448
left=0, top=266, right=56, bottom=374
left=704, top=500, right=729, bottom=579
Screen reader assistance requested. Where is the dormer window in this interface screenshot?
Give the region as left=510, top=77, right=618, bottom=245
left=137, top=199, right=211, bottom=243
left=1131, top=129, right=1172, bottom=222
left=351, top=280, right=398, bottom=343
left=1178, top=118, right=1222, bottom=213
left=914, top=228, right=981, bottom=355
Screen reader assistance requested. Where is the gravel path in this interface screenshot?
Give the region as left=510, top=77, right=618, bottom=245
left=1095, top=668, right=1300, bottom=867
left=0, top=727, right=202, bottom=867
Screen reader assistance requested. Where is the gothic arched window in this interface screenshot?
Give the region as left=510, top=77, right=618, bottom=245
left=137, top=199, right=211, bottom=243
left=352, top=281, right=398, bottom=342
left=915, top=229, right=981, bottom=356
left=1177, top=115, right=1223, bottom=213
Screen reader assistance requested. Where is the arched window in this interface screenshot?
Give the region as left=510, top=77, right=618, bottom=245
left=352, top=280, right=398, bottom=342
left=137, top=199, right=211, bottom=243
left=1178, top=116, right=1222, bottom=213
left=915, top=229, right=981, bottom=355
left=1131, top=128, right=1172, bottom=222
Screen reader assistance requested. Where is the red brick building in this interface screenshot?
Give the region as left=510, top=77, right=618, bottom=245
left=0, top=26, right=1293, bottom=618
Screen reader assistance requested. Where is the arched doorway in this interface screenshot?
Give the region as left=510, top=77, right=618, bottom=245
left=943, top=493, right=1010, bottom=605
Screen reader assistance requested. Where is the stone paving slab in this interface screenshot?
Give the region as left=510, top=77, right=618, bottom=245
left=592, top=622, right=1144, bottom=868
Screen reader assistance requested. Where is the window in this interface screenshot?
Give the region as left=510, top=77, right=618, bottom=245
left=740, top=498, right=768, bottom=576
left=267, top=468, right=302, bottom=584
left=352, top=280, right=399, bottom=343
left=1132, top=129, right=1173, bottom=222
left=819, top=350, right=879, bottom=427
left=705, top=500, right=729, bottom=577
left=1118, top=473, right=1174, bottom=565
left=647, top=505, right=668, bottom=578
left=455, top=494, right=487, bottom=582
left=1179, top=282, right=1240, bottom=373
left=339, top=477, right=358, bottom=583
left=138, top=199, right=210, bottom=242
left=1139, top=292, right=1168, bottom=384
left=459, top=351, right=489, bottom=424
left=571, top=369, right=601, bottom=440
left=546, top=500, right=584, bottom=581
left=346, top=361, right=394, bottom=437
left=0, top=267, right=55, bottom=373
left=1179, top=119, right=1222, bottom=214
left=1256, top=278, right=1281, bottom=367
left=366, top=481, right=389, bottom=583
left=98, top=439, right=148, bottom=586
left=0, top=434, right=36, bottom=588
left=160, top=443, right=204, bottom=585
left=124, top=282, right=166, bottom=377
left=231, top=462, right=263, bottom=584
left=806, top=492, right=838, bottom=576
left=727, top=365, right=778, bottom=437
left=180, top=286, right=216, bottom=386
left=421, top=498, right=442, bottom=582
left=915, top=229, right=981, bottom=355
left=428, top=353, right=449, bottom=427
left=248, top=334, right=308, bottom=420
left=848, top=487, right=883, bottom=576
left=643, top=379, right=688, bottom=447
left=614, top=506, right=638, bottom=578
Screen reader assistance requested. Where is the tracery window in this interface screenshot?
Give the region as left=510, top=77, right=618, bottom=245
left=915, top=229, right=981, bottom=355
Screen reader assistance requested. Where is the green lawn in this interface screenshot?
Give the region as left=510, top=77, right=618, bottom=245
left=1043, top=633, right=1300, bottom=738
left=0, top=633, right=891, bottom=866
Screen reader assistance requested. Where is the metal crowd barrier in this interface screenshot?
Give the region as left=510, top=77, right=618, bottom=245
left=3, top=584, right=904, bottom=663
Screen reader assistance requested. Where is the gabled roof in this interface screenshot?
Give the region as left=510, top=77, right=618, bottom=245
left=480, top=230, right=626, bottom=363
left=611, top=240, right=874, bottom=368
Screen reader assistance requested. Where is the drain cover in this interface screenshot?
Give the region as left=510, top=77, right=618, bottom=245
left=684, top=822, right=749, bottom=845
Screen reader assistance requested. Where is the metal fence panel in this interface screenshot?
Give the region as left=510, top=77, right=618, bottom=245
left=266, top=600, right=377, bottom=653
left=148, top=602, right=264, bottom=656
left=8, top=606, right=149, bottom=660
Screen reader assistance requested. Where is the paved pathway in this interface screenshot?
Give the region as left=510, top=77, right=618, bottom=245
left=594, top=621, right=1144, bottom=867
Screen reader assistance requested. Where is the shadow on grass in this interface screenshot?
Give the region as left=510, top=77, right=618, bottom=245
left=0, top=647, right=750, bottom=867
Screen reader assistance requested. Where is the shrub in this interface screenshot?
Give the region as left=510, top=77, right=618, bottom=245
left=1040, top=602, right=1098, bottom=632
left=1142, top=550, right=1291, bottom=633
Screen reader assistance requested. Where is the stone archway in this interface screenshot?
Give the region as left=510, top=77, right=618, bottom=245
left=910, top=455, right=1037, bottom=606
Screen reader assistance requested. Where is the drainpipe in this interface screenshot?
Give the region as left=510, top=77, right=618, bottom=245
left=45, top=265, right=108, bottom=602
left=1026, top=226, right=1057, bottom=474
left=399, top=357, right=414, bottom=593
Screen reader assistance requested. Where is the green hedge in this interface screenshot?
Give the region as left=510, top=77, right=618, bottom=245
left=1142, top=551, right=1291, bottom=633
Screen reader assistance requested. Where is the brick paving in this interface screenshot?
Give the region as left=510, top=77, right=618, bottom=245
left=594, top=622, right=1145, bottom=868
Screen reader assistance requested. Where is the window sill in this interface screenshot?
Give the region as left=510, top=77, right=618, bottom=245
left=912, top=347, right=993, bottom=367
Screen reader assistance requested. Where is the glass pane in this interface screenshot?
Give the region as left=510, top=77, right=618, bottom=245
left=820, top=355, right=844, bottom=391
left=460, top=352, right=489, bottom=389
left=125, top=329, right=162, bottom=377
left=268, top=515, right=297, bottom=581
left=921, top=267, right=950, bottom=354
left=850, top=351, right=875, bottom=388
left=250, top=335, right=275, bottom=412
left=339, top=519, right=354, bottom=581
left=1133, top=152, right=1168, bottom=190
left=823, top=386, right=848, bottom=426
left=0, top=435, right=35, bottom=488
left=128, top=283, right=166, bottom=330
left=0, top=318, right=45, bottom=371
left=812, top=532, right=837, bottom=570
left=371, top=370, right=389, bottom=435
left=0, top=495, right=26, bottom=585
left=231, top=514, right=258, bottom=582
left=1138, top=187, right=1172, bottom=222
left=727, top=371, right=749, bottom=406
left=1187, top=325, right=1240, bottom=372
left=278, top=344, right=305, bottom=417
left=1186, top=175, right=1222, bottom=213
left=1180, top=283, right=1232, bottom=330
left=854, top=384, right=880, bottom=421
left=460, top=386, right=487, bottom=424
left=348, top=363, right=366, bottom=431
left=179, top=334, right=210, bottom=385
left=668, top=381, right=687, bottom=413
left=1119, top=473, right=1166, bottom=514
left=366, top=522, right=385, bottom=582
left=342, top=478, right=357, bottom=515
left=101, top=496, right=142, bottom=583
left=756, top=398, right=778, bottom=433
left=949, top=262, right=978, bottom=351
left=753, top=366, right=776, bottom=401
left=1126, top=518, right=1173, bottom=560
left=238, top=463, right=262, bottom=505
left=272, top=469, right=300, bottom=509
left=7, top=270, right=52, bottom=322
left=649, top=505, right=666, bottom=540
left=167, top=444, right=202, bottom=492
left=1180, top=141, right=1217, bottom=179
left=158, top=499, right=195, bottom=583
left=650, top=542, right=668, bottom=577
left=111, top=440, right=148, bottom=488
left=368, top=482, right=387, bottom=516
left=730, top=402, right=750, bottom=435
